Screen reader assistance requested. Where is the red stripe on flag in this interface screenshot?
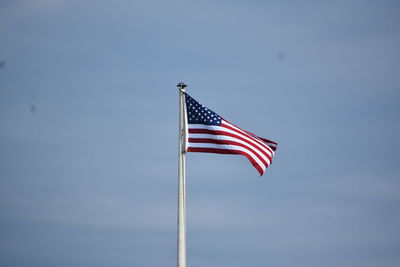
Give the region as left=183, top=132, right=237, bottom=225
left=188, top=138, right=269, bottom=167
left=220, top=121, right=275, bottom=155
left=188, top=128, right=273, bottom=162
left=187, top=147, right=264, bottom=176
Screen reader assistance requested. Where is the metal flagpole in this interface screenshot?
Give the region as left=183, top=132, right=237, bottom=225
left=177, top=82, right=187, bottom=267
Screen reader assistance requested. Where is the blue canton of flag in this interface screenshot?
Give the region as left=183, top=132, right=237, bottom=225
left=185, top=94, right=222, bottom=126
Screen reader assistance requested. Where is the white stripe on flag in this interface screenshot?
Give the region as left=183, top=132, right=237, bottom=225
left=188, top=142, right=267, bottom=172
left=188, top=133, right=271, bottom=166
left=188, top=124, right=274, bottom=158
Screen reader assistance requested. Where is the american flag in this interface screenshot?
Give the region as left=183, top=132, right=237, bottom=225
left=185, top=93, right=277, bottom=176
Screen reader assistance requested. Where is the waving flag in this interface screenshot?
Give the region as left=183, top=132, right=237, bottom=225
left=185, top=93, right=277, bottom=176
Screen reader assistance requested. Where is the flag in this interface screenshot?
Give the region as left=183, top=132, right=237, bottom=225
left=185, top=93, right=277, bottom=176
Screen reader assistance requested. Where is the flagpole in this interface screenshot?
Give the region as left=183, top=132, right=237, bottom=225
left=177, top=82, right=187, bottom=267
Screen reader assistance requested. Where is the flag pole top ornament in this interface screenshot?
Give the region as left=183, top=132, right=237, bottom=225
left=177, top=82, right=187, bottom=92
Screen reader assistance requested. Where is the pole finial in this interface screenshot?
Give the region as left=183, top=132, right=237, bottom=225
left=177, top=82, right=187, bottom=90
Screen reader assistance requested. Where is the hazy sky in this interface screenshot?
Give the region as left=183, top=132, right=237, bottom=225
left=1, top=0, right=400, bottom=266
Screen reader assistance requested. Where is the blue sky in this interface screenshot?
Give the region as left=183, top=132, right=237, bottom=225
left=1, top=0, right=400, bottom=266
